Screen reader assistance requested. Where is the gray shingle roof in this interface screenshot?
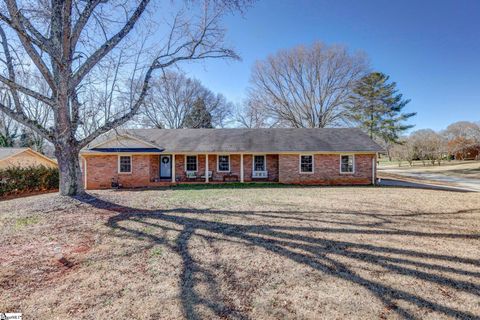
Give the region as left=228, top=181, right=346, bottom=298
left=87, top=128, right=384, bottom=153
left=0, top=147, right=29, bottom=160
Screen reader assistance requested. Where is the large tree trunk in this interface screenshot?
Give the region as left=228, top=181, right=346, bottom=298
left=55, top=143, right=84, bottom=196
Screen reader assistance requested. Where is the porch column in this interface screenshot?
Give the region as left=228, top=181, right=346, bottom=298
left=205, top=154, right=209, bottom=183
left=240, top=154, right=244, bottom=183
left=171, top=154, right=176, bottom=183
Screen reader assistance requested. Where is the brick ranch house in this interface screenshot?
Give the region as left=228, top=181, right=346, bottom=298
left=80, top=128, right=383, bottom=189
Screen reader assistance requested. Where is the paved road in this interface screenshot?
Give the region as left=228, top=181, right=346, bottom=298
left=379, top=169, right=480, bottom=192
left=378, top=178, right=475, bottom=192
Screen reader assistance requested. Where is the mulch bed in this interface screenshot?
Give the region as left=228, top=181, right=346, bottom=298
left=0, top=189, right=59, bottom=201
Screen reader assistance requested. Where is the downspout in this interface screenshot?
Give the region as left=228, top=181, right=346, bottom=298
left=372, top=155, right=376, bottom=186
left=171, top=154, right=176, bottom=183
left=83, top=156, right=88, bottom=190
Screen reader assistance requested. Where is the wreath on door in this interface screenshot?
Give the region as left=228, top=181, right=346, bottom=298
left=162, top=157, right=170, bottom=164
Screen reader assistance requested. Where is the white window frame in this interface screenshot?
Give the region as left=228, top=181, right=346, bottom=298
left=340, top=154, right=355, bottom=174
left=118, top=155, right=132, bottom=174
left=299, top=154, right=314, bottom=174
left=184, top=155, right=198, bottom=172
left=217, top=154, right=230, bottom=172
left=252, top=154, right=267, bottom=172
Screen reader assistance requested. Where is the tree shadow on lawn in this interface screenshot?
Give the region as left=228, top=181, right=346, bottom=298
left=78, top=196, right=480, bottom=320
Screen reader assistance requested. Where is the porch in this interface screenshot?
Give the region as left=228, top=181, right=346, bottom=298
left=149, top=154, right=279, bottom=184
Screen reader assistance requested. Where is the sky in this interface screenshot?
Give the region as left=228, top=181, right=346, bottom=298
left=179, top=0, right=480, bottom=131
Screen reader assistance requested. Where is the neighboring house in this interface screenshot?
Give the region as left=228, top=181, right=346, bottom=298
left=80, top=128, right=383, bottom=189
left=0, top=148, right=57, bottom=169
left=454, top=146, right=480, bottom=160
left=447, top=138, right=480, bottom=160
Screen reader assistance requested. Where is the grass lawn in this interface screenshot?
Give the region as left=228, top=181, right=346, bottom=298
left=380, top=160, right=480, bottom=178
left=1, top=186, right=480, bottom=319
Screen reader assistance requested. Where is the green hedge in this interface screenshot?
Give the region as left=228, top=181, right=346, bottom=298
left=0, top=166, right=59, bottom=197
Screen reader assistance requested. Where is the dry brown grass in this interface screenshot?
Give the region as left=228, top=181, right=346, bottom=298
left=1, top=186, right=480, bottom=319
left=380, top=161, right=480, bottom=180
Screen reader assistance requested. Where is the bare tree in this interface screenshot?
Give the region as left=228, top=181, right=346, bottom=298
left=141, top=71, right=232, bottom=129
left=247, top=42, right=368, bottom=128
left=0, top=89, right=18, bottom=146
left=18, top=71, right=52, bottom=152
left=390, top=138, right=416, bottom=166
left=0, top=0, right=244, bottom=195
left=199, top=89, right=233, bottom=128
left=236, top=99, right=275, bottom=128
left=409, top=129, right=446, bottom=165
left=0, top=70, right=52, bottom=150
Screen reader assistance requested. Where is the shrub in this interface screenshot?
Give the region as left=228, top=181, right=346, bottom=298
left=0, top=166, right=59, bottom=197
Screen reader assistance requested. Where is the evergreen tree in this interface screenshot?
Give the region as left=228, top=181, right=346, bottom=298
left=183, top=98, right=214, bottom=128
left=348, top=72, right=416, bottom=143
left=0, top=125, right=17, bottom=147
left=18, top=128, right=44, bottom=153
left=19, top=128, right=35, bottom=147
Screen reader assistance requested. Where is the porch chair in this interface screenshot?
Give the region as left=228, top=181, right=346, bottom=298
left=186, top=171, right=198, bottom=181
left=200, top=170, right=213, bottom=180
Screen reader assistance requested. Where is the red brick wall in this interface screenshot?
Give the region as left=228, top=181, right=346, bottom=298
left=150, top=155, right=160, bottom=180
left=174, top=154, right=279, bottom=182
left=175, top=154, right=207, bottom=182
left=266, top=154, right=279, bottom=182
left=174, top=154, right=241, bottom=182
left=84, top=154, right=154, bottom=189
left=84, top=155, right=116, bottom=189
left=243, top=154, right=252, bottom=181
left=243, top=154, right=279, bottom=182
left=118, top=155, right=151, bottom=187
left=210, top=154, right=241, bottom=181
left=175, top=155, right=185, bottom=181
left=278, top=154, right=375, bottom=185
left=83, top=153, right=376, bottom=189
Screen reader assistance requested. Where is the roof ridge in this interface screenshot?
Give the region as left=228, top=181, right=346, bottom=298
left=82, top=127, right=383, bottom=153
left=127, top=127, right=362, bottom=130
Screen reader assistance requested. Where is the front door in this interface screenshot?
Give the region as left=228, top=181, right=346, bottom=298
left=160, top=155, right=172, bottom=178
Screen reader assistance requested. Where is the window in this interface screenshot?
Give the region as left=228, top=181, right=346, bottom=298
left=119, top=155, right=131, bottom=173
left=340, top=155, right=354, bottom=173
left=300, top=155, right=313, bottom=173
left=186, top=155, right=197, bottom=171
left=217, top=155, right=230, bottom=172
left=253, top=155, right=266, bottom=171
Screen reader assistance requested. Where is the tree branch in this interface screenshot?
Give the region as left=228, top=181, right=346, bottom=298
left=0, top=11, right=49, bottom=52
left=70, top=90, right=81, bottom=132
left=0, top=24, right=21, bottom=112
left=79, top=46, right=236, bottom=148
left=11, top=7, right=48, bottom=44
left=4, top=0, right=56, bottom=90
left=0, top=75, right=54, bottom=106
left=0, top=101, right=54, bottom=141
left=71, top=0, right=104, bottom=48
left=71, top=0, right=150, bottom=88
left=78, top=62, right=155, bottom=148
